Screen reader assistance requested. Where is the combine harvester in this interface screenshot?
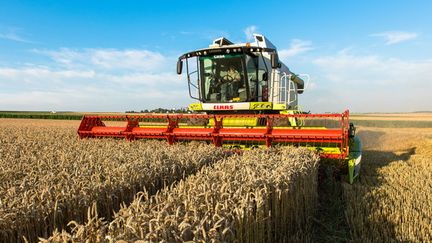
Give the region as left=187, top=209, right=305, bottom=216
left=78, top=34, right=362, bottom=183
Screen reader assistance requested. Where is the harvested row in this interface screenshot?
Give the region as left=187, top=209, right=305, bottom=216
left=343, top=128, right=432, bottom=242
left=46, top=147, right=320, bottom=242
left=0, top=123, right=226, bottom=242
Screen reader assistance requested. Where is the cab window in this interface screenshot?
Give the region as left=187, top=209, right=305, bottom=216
left=199, top=54, right=248, bottom=103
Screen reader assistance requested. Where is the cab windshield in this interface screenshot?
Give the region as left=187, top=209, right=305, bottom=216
left=199, top=54, right=248, bottom=103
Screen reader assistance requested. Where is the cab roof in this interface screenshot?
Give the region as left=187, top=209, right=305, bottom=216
left=179, top=34, right=277, bottom=60
left=179, top=46, right=275, bottom=60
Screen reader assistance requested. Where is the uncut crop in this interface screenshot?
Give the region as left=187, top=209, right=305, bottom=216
left=343, top=127, right=432, bottom=242
left=0, top=122, right=226, bottom=242
left=46, top=147, right=319, bottom=242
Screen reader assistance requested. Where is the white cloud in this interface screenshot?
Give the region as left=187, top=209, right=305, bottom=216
left=306, top=51, right=432, bottom=112
left=278, top=39, right=313, bottom=60
left=0, top=48, right=189, bottom=111
left=33, top=48, right=170, bottom=72
left=0, top=32, right=32, bottom=43
left=3, top=69, right=181, bottom=87
left=90, top=49, right=167, bottom=70
left=0, top=27, right=34, bottom=43
left=2, top=45, right=430, bottom=113
left=106, top=72, right=182, bottom=86
left=371, top=31, right=418, bottom=45
left=0, top=67, right=95, bottom=80
left=0, top=88, right=187, bottom=111
left=244, top=25, right=257, bottom=41
left=313, top=52, right=432, bottom=85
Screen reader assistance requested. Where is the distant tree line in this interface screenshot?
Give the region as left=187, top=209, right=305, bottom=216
left=125, top=107, right=189, bottom=114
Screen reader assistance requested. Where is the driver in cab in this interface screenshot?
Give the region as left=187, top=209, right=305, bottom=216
left=226, top=65, right=241, bottom=83
left=219, top=65, right=241, bottom=101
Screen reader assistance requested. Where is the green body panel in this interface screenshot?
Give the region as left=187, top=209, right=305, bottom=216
left=347, top=136, right=362, bottom=184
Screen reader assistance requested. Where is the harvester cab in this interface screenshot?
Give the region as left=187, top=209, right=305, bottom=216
left=177, top=34, right=308, bottom=115
left=78, top=34, right=362, bottom=184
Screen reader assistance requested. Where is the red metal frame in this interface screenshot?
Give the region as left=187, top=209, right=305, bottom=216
left=78, top=110, right=350, bottom=159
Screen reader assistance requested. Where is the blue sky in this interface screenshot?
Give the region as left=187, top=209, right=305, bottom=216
left=0, top=0, right=431, bottom=112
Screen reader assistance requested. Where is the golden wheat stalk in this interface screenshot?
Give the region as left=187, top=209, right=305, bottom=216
left=0, top=123, right=226, bottom=243
left=44, top=147, right=319, bottom=242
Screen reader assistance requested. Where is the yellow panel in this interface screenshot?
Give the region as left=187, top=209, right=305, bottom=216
left=249, top=102, right=273, bottom=110
left=188, top=103, right=202, bottom=111
left=273, top=103, right=286, bottom=110
left=209, top=117, right=258, bottom=127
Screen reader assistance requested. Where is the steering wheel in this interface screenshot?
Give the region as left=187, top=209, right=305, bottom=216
left=222, top=74, right=235, bottom=82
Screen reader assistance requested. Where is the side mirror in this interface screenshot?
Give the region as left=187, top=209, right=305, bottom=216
left=262, top=72, right=268, bottom=81
left=176, top=60, right=183, bottom=74
left=271, top=53, right=279, bottom=69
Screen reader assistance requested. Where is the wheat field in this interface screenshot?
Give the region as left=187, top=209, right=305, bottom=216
left=1, top=117, right=432, bottom=242
left=343, top=127, right=432, bottom=242
left=44, top=147, right=320, bottom=242
left=0, top=119, right=226, bottom=242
